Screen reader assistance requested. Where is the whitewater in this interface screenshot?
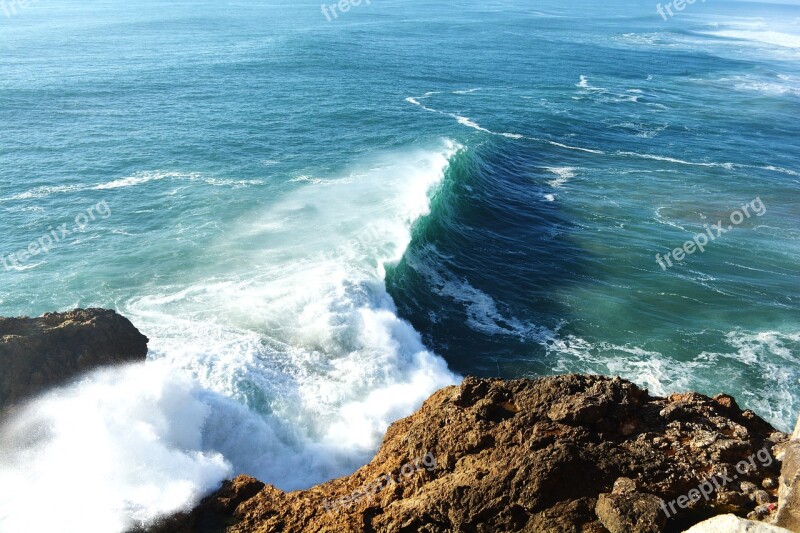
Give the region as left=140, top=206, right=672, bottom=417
left=2, top=0, right=799, bottom=530
left=0, top=141, right=461, bottom=532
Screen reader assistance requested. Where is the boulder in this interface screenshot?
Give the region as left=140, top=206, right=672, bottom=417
left=595, top=477, right=666, bottom=533
left=0, top=308, right=148, bottom=414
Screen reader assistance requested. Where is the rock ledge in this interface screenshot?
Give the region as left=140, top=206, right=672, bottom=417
left=150, top=375, right=789, bottom=533
left=0, top=308, right=148, bottom=413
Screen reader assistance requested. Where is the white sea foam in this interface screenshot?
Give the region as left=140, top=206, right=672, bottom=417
left=94, top=172, right=175, bottom=190
left=612, top=122, right=669, bottom=139
left=455, top=115, right=493, bottom=134
left=94, top=172, right=260, bottom=190
left=0, top=141, right=462, bottom=533
left=715, top=73, right=800, bottom=97
left=547, top=140, right=604, bottom=154
left=544, top=167, right=577, bottom=188
left=449, top=113, right=524, bottom=139
left=402, top=244, right=534, bottom=338
left=404, top=95, right=438, bottom=113
left=2, top=171, right=255, bottom=201
left=702, top=30, right=800, bottom=49
left=405, top=94, right=598, bottom=151
left=713, top=330, right=800, bottom=427
left=734, top=79, right=800, bottom=96
left=617, top=151, right=735, bottom=168
left=543, top=328, right=800, bottom=432
left=618, top=150, right=799, bottom=176
left=761, top=165, right=800, bottom=177
left=0, top=184, right=84, bottom=201
left=654, top=206, right=688, bottom=231
left=201, top=178, right=263, bottom=187
left=0, top=363, right=232, bottom=533
left=576, top=75, right=609, bottom=93
left=289, top=174, right=324, bottom=184
left=440, top=279, right=526, bottom=337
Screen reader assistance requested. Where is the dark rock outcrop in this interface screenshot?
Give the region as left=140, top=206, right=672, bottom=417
left=149, top=375, right=788, bottom=533
left=0, top=308, right=148, bottom=413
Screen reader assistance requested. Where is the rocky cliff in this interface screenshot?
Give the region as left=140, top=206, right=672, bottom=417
left=150, top=375, right=792, bottom=533
left=0, top=308, right=148, bottom=414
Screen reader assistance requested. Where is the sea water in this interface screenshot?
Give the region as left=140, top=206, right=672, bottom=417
left=0, top=0, right=798, bottom=530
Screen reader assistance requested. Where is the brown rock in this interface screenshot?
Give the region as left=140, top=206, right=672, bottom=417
left=742, top=481, right=759, bottom=494
left=752, top=490, right=772, bottom=506
left=0, top=308, right=148, bottom=414
left=712, top=394, right=740, bottom=411
left=595, top=491, right=666, bottom=533
left=776, top=420, right=800, bottom=531
left=148, top=375, right=788, bottom=532
left=612, top=477, right=637, bottom=495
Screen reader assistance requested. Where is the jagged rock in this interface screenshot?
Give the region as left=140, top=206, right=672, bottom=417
left=682, top=514, right=792, bottom=532
left=149, top=375, right=788, bottom=532
left=0, top=308, right=148, bottom=414
left=595, top=481, right=666, bottom=533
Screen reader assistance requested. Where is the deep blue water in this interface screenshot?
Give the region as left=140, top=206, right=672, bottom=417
left=1, top=0, right=799, bottom=530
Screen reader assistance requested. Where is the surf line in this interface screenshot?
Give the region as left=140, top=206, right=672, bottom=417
left=404, top=95, right=606, bottom=154
left=407, top=95, right=800, bottom=175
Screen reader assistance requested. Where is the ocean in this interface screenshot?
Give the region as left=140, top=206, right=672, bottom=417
left=1, top=0, right=799, bottom=530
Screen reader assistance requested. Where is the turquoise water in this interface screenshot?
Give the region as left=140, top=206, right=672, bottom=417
left=1, top=0, right=799, bottom=531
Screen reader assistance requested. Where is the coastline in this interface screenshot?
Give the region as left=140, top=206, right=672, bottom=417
left=148, top=375, right=793, bottom=533
left=2, top=309, right=798, bottom=532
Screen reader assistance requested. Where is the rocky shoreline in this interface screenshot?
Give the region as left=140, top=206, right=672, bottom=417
left=2, top=309, right=799, bottom=532
left=149, top=375, right=797, bottom=533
